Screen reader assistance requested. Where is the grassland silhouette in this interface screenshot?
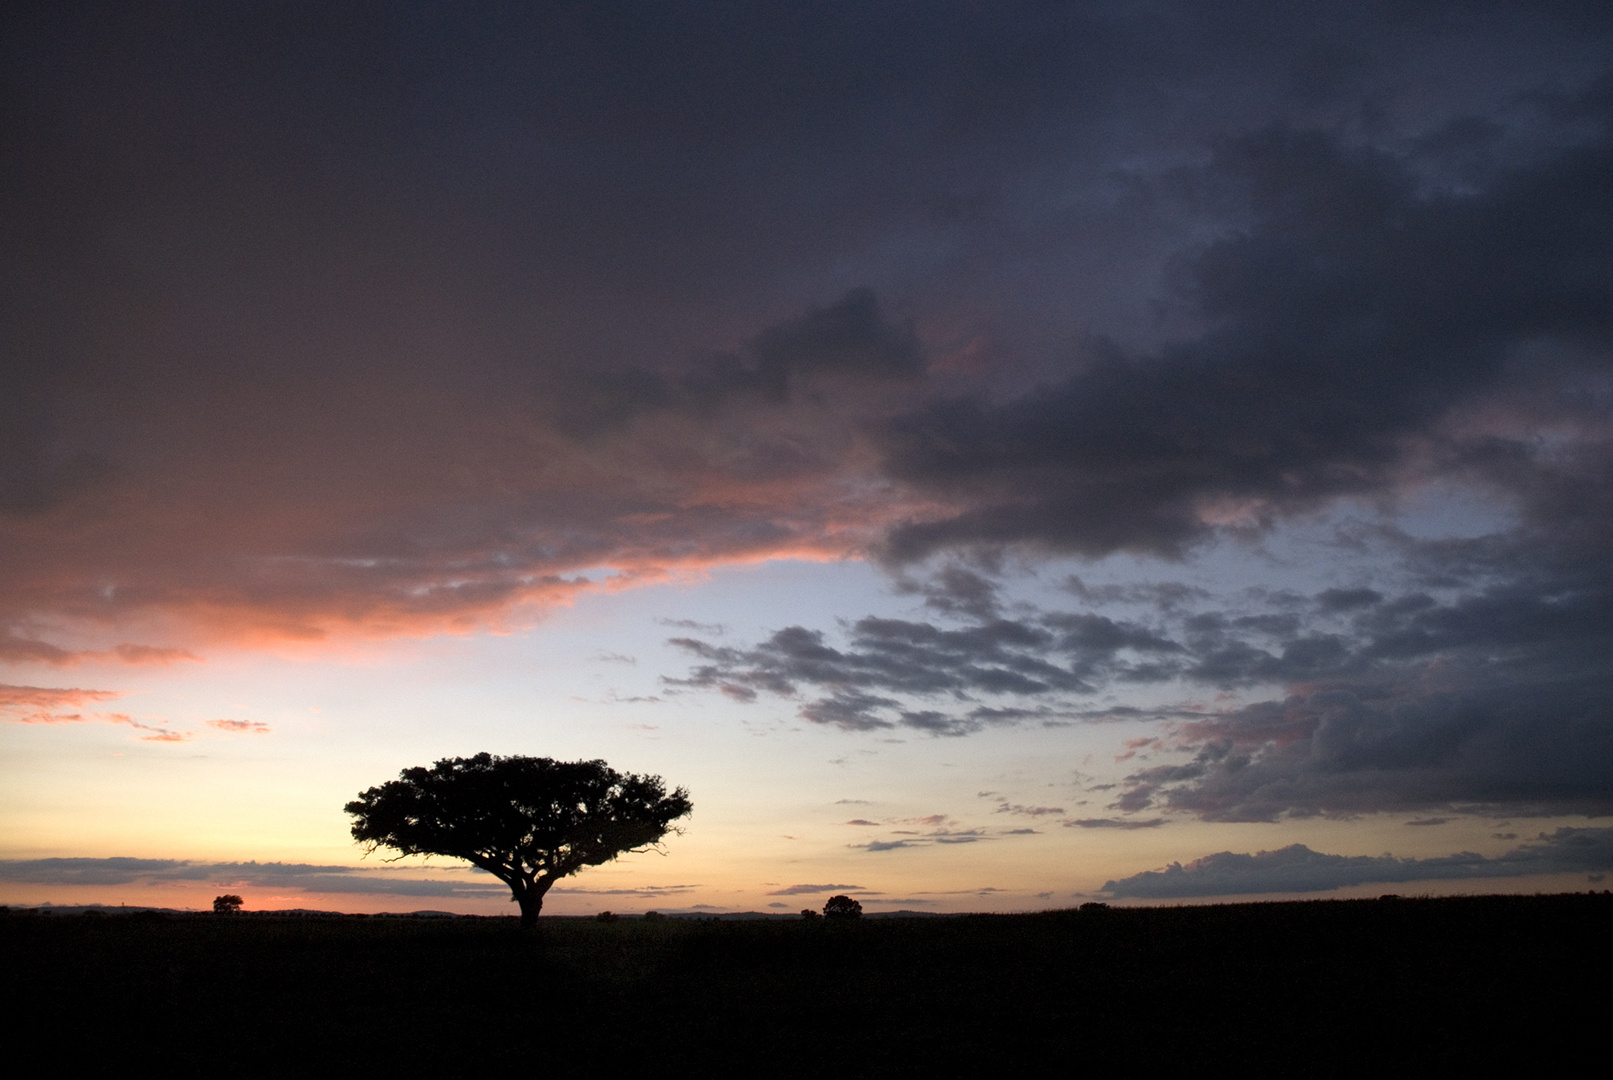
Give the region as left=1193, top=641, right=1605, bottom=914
left=6, top=893, right=1607, bottom=1074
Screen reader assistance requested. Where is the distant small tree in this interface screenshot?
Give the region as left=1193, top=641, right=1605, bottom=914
left=823, top=895, right=862, bottom=919
left=801, top=908, right=821, bottom=920
left=213, top=894, right=244, bottom=915
left=345, top=753, right=691, bottom=930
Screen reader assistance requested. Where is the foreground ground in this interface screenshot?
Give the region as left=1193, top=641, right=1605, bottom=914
left=5, top=893, right=1607, bottom=1075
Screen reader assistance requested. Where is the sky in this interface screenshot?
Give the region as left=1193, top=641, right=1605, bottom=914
left=3, top=1, right=1612, bottom=915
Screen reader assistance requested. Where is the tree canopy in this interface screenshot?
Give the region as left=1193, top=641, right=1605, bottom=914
left=823, top=895, right=862, bottom=919
left=345, top=753, right=691, bottom=928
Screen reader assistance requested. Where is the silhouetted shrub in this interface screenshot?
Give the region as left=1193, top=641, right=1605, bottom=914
left=213, top=895, right=244, bottom=915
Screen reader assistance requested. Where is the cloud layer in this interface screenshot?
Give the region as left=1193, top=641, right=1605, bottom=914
left=2, top=3, right=1609, bottom=661
left=671, top=542, right=1613, bottom=819
left=0, top=858, right=508, bottom=899
left=1103, top=827, right=1613, bottom=898
left=5, top=5, right=1612, bottom=842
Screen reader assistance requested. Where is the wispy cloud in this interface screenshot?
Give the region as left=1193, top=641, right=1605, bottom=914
left=766, top=883, right=865, bottom=896
left=548, top=883, right=701, bottom=897
left=208, top=719, right=270, bottom=734
left=0, top=684, right=122, bottom=723
left=1065, top=818, right=1166, bottom=830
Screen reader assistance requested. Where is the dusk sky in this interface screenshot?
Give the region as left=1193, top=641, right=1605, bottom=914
left=4, top=2, right=1612, bottom=914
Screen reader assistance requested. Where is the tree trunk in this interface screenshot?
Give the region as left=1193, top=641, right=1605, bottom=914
left=514, top=878, right=553, bottom=930
left=517, top=889, right=543, bottom=930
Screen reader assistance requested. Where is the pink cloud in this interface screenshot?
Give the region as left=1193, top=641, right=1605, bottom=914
left=100, top=713, right=191, bottom=742
left=0, top=685, right=192, bottom=741
left=0, top=683, right=122, bottom=723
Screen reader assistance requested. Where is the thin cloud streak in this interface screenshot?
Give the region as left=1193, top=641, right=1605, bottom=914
left=0, top=858, right=508, bottom=899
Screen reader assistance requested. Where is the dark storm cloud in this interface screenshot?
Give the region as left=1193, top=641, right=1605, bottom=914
left=1115, top=546, right=1613, bottom=820
left=1103, top=827, right=1613, bottom=899
left=4, top=2, right=998, bottom=651
left=877, top=112, right=1613, bottom=561
left=558, top=288, right=925, bottom=434
left=2, top=2, right=1608, bottom=659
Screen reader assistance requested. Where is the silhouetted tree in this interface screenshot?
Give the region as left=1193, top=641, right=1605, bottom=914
left=345, top=753, right=692, bottom=930
left=823, top=895, right=862, bottom=919
left=213, top=894, right=243, bottom=914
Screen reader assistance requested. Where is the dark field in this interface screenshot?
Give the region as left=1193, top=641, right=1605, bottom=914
left=6, top=894, right=1607, bottom=1076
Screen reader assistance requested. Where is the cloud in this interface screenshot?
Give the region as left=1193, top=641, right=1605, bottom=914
left=673, top=529, right=1613, bottom=819
left=208, top=719, right=270, bottom=734
left=0, top=637, right=197, bottom=667
left=854, top=824, right=997, bottom=852
left=766, top=883, right=866, bottom=896
left=548, top=884, right=701, bottom=898
left=0, top=858, right=509, bottom=898
left=0, top=858, right=211, bottom=886
left=118, top=717, right=189, bottom=743
left=875, top=115, right=1613, bottom=563
left=0, top=3, right=1604, bottom=664
left=988, top=798, right=1066, bottom=817
left=1103, top=828, right=1613, bottom=899
left=1112, top=572, right=1613, bottom=820
left=0, top=684, right=199, bottom=741
left=5, top=5, right=1613, bottom=843
left=666, top=601, right=1180, bottom=732
left=0, top=683, right=122, bottom=723
left=1065, top=818, right=1166, bottom=830
left=558, top=289, right=924, bottom=435
left=896, top=565, right=1004, bottom=621
left=657, top=619, right=726, bottom=635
